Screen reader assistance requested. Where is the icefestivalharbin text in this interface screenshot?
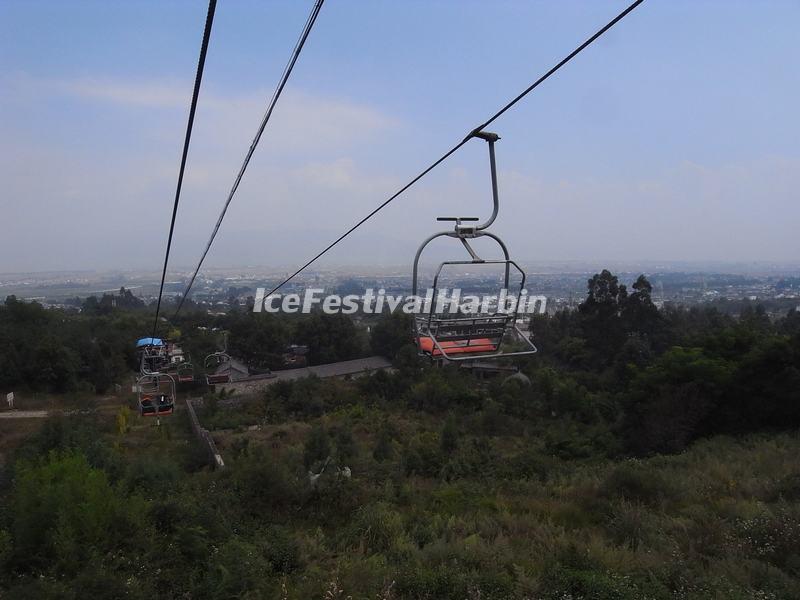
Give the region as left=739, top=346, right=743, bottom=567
left=253, top=288, right=546, bottom=315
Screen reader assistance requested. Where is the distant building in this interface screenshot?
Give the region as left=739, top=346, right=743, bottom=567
left=217, top=358, right=250, bottom=382
left=222, top=356, right=393, bottom=395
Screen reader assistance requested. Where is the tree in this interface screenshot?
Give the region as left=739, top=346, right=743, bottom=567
left=578, top=270, right=628, bottom=366
left=32, top=338, right=80, bottom=393
left=370, top=311, right=413, bottom=359
left=622, top=275, right=662, bottom=338
left=228, top=312, right=289, bottom=370
left=295, top=313, right=363, bottom=365
left=9, top=452, right=148, bottom=578
left=722, top=334, right=800, bottom=431
left=621, top=347, right=734, bottom=454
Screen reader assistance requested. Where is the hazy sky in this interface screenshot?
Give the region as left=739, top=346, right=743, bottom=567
left=1, top=0, right=798, bottom=273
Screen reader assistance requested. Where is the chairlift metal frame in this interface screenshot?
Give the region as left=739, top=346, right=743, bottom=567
left=412, top=131, right=537, bottom=362
left=203, top=331, right=231, bottom=385
left=204, top=352, right=232, bottom=385
left=139, top=343, right=169, bottom=376
left=137, top=373, right=176, bottom=417
left=176, top=361, right=195, bottom=383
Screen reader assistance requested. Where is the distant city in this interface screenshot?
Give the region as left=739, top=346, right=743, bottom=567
left=3, top=261, right=799, bottom=318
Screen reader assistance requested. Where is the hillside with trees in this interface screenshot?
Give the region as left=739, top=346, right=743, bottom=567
left=1, top=270, right=800, bottom=598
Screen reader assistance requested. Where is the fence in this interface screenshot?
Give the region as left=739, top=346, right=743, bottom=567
left=184, top=398, right=225, bottom=469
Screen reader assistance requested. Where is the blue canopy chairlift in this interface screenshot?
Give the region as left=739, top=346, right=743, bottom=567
left=412, top=131, right=537, bottom=362
left=138, top=343, right=169, bottom=376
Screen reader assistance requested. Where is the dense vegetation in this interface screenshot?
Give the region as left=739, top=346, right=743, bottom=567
left=0, top=290, right=369, bottom=394
left=1, top=270, right=800, bottom=598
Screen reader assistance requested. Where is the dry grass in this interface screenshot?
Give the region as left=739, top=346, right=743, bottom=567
left=0, top=419, right=45, bottom=465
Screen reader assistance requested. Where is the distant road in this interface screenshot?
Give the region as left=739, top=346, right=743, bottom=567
left=0, top=410, right=49, bottom=419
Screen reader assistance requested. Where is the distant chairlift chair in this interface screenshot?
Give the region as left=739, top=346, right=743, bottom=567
left=412, top=131, right=537, bottom=362
left=176, top=361, right=195, bottom=384
left=136, top=337, right=170, bottom=375
left=204, top=352, right=232, bottom=385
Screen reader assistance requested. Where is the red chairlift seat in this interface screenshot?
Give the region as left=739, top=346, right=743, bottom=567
left=417, top=337, right=497, bottom=357
left=137, top=374, right=176, bottom=417
left=206, top=372, right=231, bottom=385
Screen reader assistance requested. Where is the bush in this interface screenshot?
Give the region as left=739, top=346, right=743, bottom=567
left=304, top=423, right=331, bottom=469
left=373, top=422, right=395, bottom=462
left=603, top=501, right=655, bottom=550
left=349, top=501, right=404, bottom=554
left=599, top=460, right=676, bottom=506
left=9, top=452, right=149, bottom=578
left=123, top=457, right=181, bottom=496
left=231, top=450, right=301, bottom=514
left=202, top=538, right=273, bottom=599
left=402, top=432, right=443, bottom=477
left=535, top=564, right=644, bottom=600
left=262, top=525, right=302, bottom=573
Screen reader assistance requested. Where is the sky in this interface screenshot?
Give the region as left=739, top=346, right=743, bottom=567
left=1, top=0, right=798, bottom=273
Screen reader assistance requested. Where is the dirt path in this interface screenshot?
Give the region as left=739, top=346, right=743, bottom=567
left=0, top=410, right=49, bottom=419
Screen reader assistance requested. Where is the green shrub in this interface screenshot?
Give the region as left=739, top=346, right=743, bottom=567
left=402, top=432, right=443, bottom=477
left=536, top=564, right=644, bottom=600
left=737, top=508, right=800, bottom=569
left=603, top=501, right=655, bottom=550
left=262, top=525, right=302, bottom=573
left=123, top=456, right=181, bottom=496
left=9, top=452, right=149, bottom=578
left=0, top=528, right=11, bottom=574
left=395, top=564, right=469, bottom=600
left=303, top=423, right=331, bottom=469
left=600, top=460, right=676, bottom=506
left=231, top=450, right=301, bottom=514
left=373, top=420, right=395, bottom=462
left=203, top=538, right=273, bottom=599
left=349, top=501, right=404, bottom=554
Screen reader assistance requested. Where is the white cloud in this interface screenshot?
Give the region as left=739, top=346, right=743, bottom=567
left=2, top=73, right=799, bottom=270
left=18, top=75, right=400, bottom=150
left=0, top=74, right=407, bottom=270
left=59, top=78, right=191, bottom=109
left=495, top=156, right=800, bottom=262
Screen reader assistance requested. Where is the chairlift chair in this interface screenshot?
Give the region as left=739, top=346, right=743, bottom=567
left=176, top=361, right=195, bottom=383
left=137, top=373, right=176, bottom=416
left=136, top=337, right=169, bottom=375
left=166, top=344, right=195, bottom=383
left=204, top=352, right=232, bottom=385
left=412, top=131, right=537, bottom=362
left=159, top=340, right=195, bottom=383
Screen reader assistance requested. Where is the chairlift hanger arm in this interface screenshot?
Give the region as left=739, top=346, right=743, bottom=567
left=473, top=132, right=500, bottom=232
left=432, top=132, right=500, bottom=233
